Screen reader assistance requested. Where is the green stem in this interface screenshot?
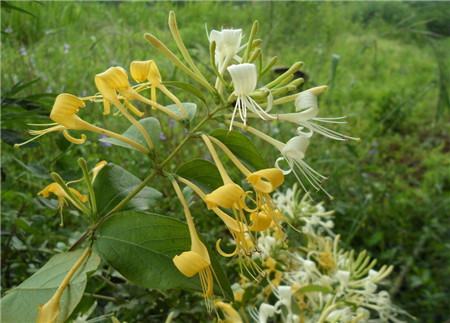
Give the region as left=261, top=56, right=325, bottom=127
left=100, top=105, right=223, bottom=221
left=78, top=158, right=97, bottom=221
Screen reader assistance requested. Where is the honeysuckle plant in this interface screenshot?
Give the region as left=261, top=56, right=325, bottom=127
left=2, top=11, right=405, bottom=323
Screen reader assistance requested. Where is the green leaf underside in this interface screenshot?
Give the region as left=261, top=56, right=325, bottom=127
left=94, top=211, right=232, bottom=299
left=176, top=159, right=222, bottom=192
left=210, top=129, right=267, bottom=170
left=0, top=250, right=100, bottom=323
left=93, top=163, right=162, bottom=217
left=165, top=102, right=197, bottom=121
left=100, top=117, right=161, bottom=151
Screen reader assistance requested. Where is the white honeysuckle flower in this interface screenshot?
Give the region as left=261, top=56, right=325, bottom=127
left=256, top=235, right=277, bottom=258
left=327, top=307, right=353, bottom=322
left=336, top=270, right=350, bottom=288
left=275, top=131, right=328, bottom=194
left=275, top=285, right=292, bottom=308
left=257, top=303, right=278, bottom=323
left=274, top=86, right=358, bottom=141
left=210, top=28, right=242, bottom=70
left=228, top=63, right=274, bottom=129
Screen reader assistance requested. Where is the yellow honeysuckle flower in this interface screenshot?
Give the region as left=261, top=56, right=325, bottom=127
left=247, top=168, right=284, bottom=194
left=91, top=160, right=107, bottom=182
left=249, top=208, right=273, bottom=232
left=95, top=66, right=184, bottom=120
left=130, top=60, right=187, bottom=118
left=53, top=93, right=150, bottom=153
left=204, top=183, right=246, bottom=210
left=95, top=66, right=144, bottom=117
left=171, top=180, right=213, bottom=305
left=37, top=249, right=91, bottom=323
left=177, top=177, right=254, bottom=258
left=205, top=135, right=283, bottom=233
left=215, top=301, right=243, bottom=323
left=39, top=182, right=88, bottom=226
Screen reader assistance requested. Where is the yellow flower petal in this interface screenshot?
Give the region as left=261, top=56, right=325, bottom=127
left=92, top=160, right=107, bottom=182
left=247, top=168, right=284, bottom=194
left=215, top=301, right=243, bottom=323
left=204, top=183, right=245, bottom=209
left=130, top=60, right=161, bottom=86
left=173, top=250, right=210, bottom=277
left=36, top=293, right=60, bottom=323
left=50, top=94, right=87, bottom=130
left=249, top=210, right=272, bottom=231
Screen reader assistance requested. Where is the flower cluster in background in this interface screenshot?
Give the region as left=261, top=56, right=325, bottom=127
left=213, top=185, right=411, bottom=323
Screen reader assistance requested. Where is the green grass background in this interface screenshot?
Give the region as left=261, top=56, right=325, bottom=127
left=1, top=1, right=449, bottom=322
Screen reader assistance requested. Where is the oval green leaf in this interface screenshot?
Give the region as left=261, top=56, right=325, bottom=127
left=165, top=102, right=197, bottom=121
left=93, top=163, right=162, bottom=217
left=100, top=117, right=161, bottom=151
left=94, top=211, right=232, bottom=299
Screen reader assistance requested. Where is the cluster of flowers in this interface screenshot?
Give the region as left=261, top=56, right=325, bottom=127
left=213, top=185, right=410, bottom=323
left=18, top=12, right=376, bottom=321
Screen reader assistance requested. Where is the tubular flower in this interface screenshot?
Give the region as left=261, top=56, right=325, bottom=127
left=130, top=60, right=187, bottom=118
left=209, top=29, right=242, bottom=70
left=233, top=122, right=328, bottom=195
left=91, top=160, right=107, bottom=182
left=215, top=301, right=243, bottom=323
left=204, top=183, right=246, bottom=210
left=227, top=63, right=274, bottom=129
left=275, top=86, right=358, bottom=141
left=171, top=180, right=213, bottom=304
left=94, top=66, right=144, bottom=116
left=177, top=177, right=254, bottom=259
left=247, top=168, right=284, bottom=194
left=49, top=93, right=150, bottom=153
left=95, top=66, right=184, bottom=120
left=39, top=182, right=87, bottom=221
left=206, top=135, right=283, bottom=232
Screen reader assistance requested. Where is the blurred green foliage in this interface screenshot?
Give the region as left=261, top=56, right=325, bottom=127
left=1, top=1, right=449, bottom=322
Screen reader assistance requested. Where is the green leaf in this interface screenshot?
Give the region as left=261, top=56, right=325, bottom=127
left=176, top=159, right=222, bottom=191
left=100, top=117, right=161, bottom=151
left=94, top=211, right=232, bottom=299
left=165, top=102, right=197, bottom=121
left=297, top=284, right=332, bottom=294
left=210, top=129, right=267, bottom=170
left=93, top=163, right=162, bottom=217
left=163, top=81, right=207, bottom=104
left=0, top=249, right=100, bottom=323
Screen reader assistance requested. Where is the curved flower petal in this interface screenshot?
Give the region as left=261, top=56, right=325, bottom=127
left=215, top=301, right=243, bottom=323
left=50, top=94, right=88, bottom=130
left=173, top=250, right=210, bottom=277
left=228, top=63, right=257, bottom=96
left=247, top=168, right=284, bottom=194
left=204, top=183, right=245, bottom=209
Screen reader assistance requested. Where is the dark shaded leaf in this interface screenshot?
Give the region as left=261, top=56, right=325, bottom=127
left=210, top=129, right=267, bottom=170
left=176, top=159, right=222, bottom=191
left=93, top=163, right=162, bottom=217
